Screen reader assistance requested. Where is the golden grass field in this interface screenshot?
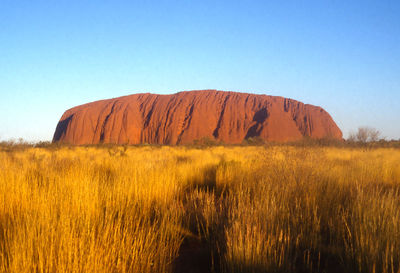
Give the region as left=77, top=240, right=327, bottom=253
left=0, top=145, right=399, bottom=273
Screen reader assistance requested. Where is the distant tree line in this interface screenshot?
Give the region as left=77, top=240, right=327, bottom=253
left=1, top=127, right=400, bottom=149
left=347, top=127, right=381, bottom=143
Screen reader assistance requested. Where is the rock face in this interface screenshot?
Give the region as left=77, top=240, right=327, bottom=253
left=53, top=90, right=342, bottom=144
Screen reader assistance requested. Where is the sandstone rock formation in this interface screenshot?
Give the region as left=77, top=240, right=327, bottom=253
left=53, top=90, right=342, bottom=144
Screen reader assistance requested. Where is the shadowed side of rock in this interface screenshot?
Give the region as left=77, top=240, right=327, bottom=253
left=53, top=90, right=342, bottom=145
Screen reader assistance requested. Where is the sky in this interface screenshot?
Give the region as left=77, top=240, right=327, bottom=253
left=1, top=0, right=399, bottom=141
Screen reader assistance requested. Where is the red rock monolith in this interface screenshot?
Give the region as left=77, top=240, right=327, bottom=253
left=53, top=90, right=342, bottom=144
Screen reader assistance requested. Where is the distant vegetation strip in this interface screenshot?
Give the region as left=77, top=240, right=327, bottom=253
left=1, top=136, right=400, bottom=150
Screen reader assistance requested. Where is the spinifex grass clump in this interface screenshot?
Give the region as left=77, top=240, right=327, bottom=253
left=0, top=145, right=399, bottom=273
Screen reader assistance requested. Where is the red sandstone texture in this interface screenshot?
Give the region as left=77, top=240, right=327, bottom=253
left=53, top=90, right=342, bottom=145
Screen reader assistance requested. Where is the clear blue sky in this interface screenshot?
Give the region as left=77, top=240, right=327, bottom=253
left=1, top=0, right=399, bottom=141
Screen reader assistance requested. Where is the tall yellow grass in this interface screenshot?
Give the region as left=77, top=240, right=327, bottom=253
left=0, top=145, right=399, bottom=273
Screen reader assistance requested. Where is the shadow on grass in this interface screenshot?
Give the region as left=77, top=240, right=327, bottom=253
left=174, top=164, right=229, bottom=273
left=174, top=163, right=364, bottom=273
